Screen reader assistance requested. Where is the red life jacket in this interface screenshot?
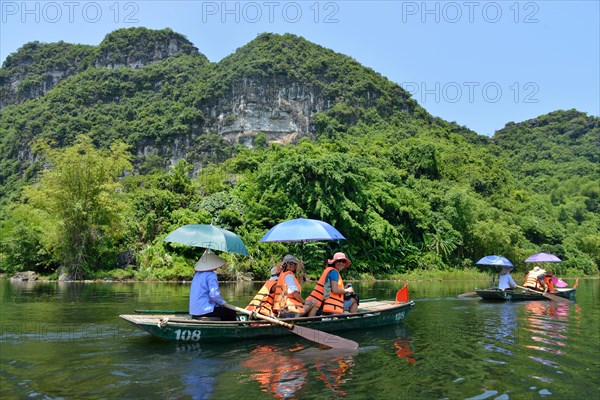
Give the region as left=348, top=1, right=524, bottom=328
left=306, top=266, right=345, bottom=315
left=273, top=271, right=304, bottom=314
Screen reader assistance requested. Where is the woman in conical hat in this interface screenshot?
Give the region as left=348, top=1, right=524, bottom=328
left=189, top=250, right=237, bottom=321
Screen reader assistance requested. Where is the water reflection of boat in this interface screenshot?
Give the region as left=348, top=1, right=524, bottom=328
left=241, top=345, right=358, bottom=398
left=394, top=339, right=416, bottom=364
left=120, top=297, right=415, bottom=343
left=314, top=351, right=355, bottom=397
left=475, top=287, right=576, bottom=301
left=241, top=345, right=308, bottom=399
left=523, top=301, right=573, bottom=371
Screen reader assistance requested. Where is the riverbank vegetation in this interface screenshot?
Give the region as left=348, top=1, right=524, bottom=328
left=0, top=31, right=598, bottom=280
left=1, top=109, right=597, bottom=281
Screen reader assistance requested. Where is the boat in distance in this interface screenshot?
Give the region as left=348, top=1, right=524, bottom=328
left=475, top=287, right=576, bottom=301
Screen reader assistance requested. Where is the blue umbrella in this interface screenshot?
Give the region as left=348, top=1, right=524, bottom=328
left=260, top=218, right=345, bottom=242
left=164, top=224, right=249, bottom=256
left=475, top=255, right=514, bottom=267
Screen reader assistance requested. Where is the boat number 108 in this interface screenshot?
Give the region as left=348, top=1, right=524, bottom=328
left=174, top=329, right=201, bottom=341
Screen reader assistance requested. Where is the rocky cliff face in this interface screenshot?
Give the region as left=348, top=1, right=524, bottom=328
left=1, top=30, right=422, bottom=192
left=1, top=69, right=67, bottom=108
left=207, top=78, right=326, bottom=146
left=132, top=78, right=326, bottom=170
left=0, top=41, right=94, bottom=108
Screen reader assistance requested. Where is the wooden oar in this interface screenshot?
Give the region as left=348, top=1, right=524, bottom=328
left=516, top=285, right=570, bottom=303
left=457, top=291, right=478, bottom=298
left=223, top=304, right=359, bottom=350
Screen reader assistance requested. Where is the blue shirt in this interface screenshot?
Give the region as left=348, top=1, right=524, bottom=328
left=323, top=269, right=340, bottom=298
left=325, top=269, right=339, bottom=284
left=189, top=271, right=226, bottom=316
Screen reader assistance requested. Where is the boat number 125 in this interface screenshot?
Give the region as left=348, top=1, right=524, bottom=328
left=174, top=329, right=201, bottom=341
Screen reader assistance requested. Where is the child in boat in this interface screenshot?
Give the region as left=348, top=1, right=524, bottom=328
left=498, top=266, right=517, bottom=291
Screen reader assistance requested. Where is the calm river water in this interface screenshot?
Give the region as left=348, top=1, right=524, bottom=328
left=1, top=279, right=598, bottom=399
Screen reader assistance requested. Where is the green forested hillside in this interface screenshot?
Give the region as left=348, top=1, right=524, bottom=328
left=0, top=41, right=95, bottom=107
left=0, top=29, right=597, bottom=280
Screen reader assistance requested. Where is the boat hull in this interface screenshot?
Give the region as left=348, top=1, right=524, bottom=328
left=475, top=288, right=576, bottom=301
left=121, top=300, right=415, bottom=343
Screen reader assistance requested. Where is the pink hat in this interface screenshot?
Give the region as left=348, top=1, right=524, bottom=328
left=328, top=252, right=351, bottom=269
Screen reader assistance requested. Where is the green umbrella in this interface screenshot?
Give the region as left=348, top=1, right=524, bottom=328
left=163, top=224, right=249, bottom=256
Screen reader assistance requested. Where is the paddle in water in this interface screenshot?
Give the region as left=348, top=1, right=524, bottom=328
left=224, top=304, right=359, bottom=350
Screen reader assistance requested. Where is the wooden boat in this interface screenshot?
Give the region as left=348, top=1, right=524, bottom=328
left=475, top=287, right=576, bottom=301
left=120, top=297, right=415, bottom=343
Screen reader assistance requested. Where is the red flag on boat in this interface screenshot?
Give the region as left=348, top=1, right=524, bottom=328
left=396, top=284, right=409, bottom=303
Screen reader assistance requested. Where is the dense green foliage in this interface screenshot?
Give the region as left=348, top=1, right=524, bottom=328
left=1, top=136, right=132, bottom=279
left=0, top=41, right=95, bottom=105
left=0, top=29, right=598, bottom=280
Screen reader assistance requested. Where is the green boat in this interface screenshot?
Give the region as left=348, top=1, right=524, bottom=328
left=475, top=287, right=576, bottom=301
left=120, top=297, right=415, bottom=343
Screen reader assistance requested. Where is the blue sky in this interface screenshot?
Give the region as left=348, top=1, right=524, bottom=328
left=1, top=1, right=598, bottom=136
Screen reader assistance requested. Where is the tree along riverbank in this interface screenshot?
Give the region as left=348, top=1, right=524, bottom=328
left=4, top=267, right=595, bottom=284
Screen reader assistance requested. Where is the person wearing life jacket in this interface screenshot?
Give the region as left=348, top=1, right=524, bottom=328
left=541, top=270, right=557, bottom=293
left=523, top=266, right=546, bottom=291
left=272, top=255, right=306, bottom=318
left=246, top=264, right=282, bottom=317
left=303, top=252, right=358, bottom=317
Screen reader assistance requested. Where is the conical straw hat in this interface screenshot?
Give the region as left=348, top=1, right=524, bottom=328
left=194, top=250, right=226, bottom=271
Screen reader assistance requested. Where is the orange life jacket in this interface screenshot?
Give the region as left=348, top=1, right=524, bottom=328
left=543, top=276, right=556, bottom=293
left=523, top=272, right=544, bottom=290
left=246, top=280, right=278, bottom=316
left=273, top=271, right=304, bottom=314
left=306, top=266, right=333, bottom=307
left=306, top=266, right=345, bottom=315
